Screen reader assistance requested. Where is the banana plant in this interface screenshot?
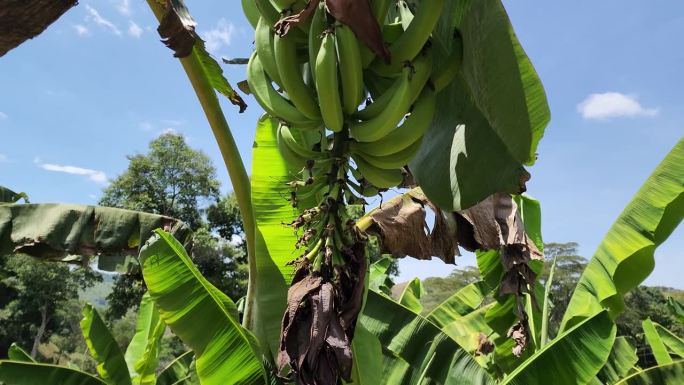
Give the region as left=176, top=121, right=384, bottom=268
left=0, top=292, right=196, bottom=385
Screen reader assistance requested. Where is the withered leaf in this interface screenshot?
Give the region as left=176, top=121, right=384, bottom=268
left=158, top=0, right=197, bottom=58
left=156, top=0, right=248, bottom=112
left=274, top=0, right=321, bottom=37
left=474, top=333, right=495, bottom=356
left=368, top=191, right=432, bottom=260
left=507, top=321, right=529, bottom=357
left=325, top=0, right=390, bottom=63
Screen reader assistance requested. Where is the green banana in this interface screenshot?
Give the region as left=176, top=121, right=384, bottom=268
left=254, top=0, right=282, bottom=27
left=242, top=0, right=260, bottom=30
left=355, top=48, right=433, bottom=121
left=308, top=2, right=326, bottom=83
left=350, top=67, right=411, bottom=142
left=335, top=25, right=365, bottom=115
left=278, top=124, right=326, bottom=159
left=351, top=136, right=423, bottom=170
left=371, top=0, right=444, bottom=75
left=352, top=87, right=435, bottom=157
left=352, top=156, right=404, bottom=189
left=275, top=33, right=322, bottom=120
left=247, top=52, right=319, bottom=128
left=278, top=127, right=314, bottom=173
left=255, top=17, right=283, bottom=86
left=315, top=32, right=344, bottom=132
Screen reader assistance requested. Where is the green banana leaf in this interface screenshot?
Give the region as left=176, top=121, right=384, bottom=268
left=411, top=0, right=549, bottom=212
left=350, top=324, right=383, bottom=385
left=668, top=297, right=684, bottom=324
left=0, top=203, right=189, bottom=272
left=500, top=311, right=616, bottom=385
left=655, top=323, right=684, bottom=358
left=615, top=361, right=684, bottom=385
left=7, top=343, right=34, bottom=362
left=124, top=292, right=166, bottom=385
left=81, top=304, right=132, bottom=385
left=139, top=230, right=267, bottom=385
left=368, top=256, right=394, bottom=296
left=398, top=277, right=425, bottom=314
left=0, top=186, right=28, bottom=204
left=644, top=319, right=675, bottom=365
left=250, top=114, right=308, bottom=355
left=426, top=281, right=489, bottom=327
left=597, top=336, right=638, bottom=385
left=561, top=139, right=684, bottom=332
left=360, top=290, right=495, bottom=385
left=156, top=351, right=195, bottom=385
left=0, top=361, right=107, bottom=385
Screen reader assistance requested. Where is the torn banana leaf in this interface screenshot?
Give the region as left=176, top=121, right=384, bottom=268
left=0, top=361, right=107, bottom=385
left=615, top=360, right=684, bottom=385
left=0, top=203, right=189, bottom=272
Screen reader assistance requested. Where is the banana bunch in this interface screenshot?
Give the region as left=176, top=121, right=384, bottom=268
left=245, top=0, right=462, bottom=382
left=247, top=0, right=462, bottom=196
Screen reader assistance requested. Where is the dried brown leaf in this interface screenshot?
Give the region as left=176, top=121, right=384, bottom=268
left=474, top=333, right=495, bottom=356
left=325, top=0, right=390, bottom=63
left=274, top=0, right=321, bottom=37
left=158, top=0, right=197, bottom=58
left=368, top=193, right=432, bottom=260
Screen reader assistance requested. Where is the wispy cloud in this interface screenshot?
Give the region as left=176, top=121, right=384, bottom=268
left=0, top=112, right=7, bottom=120
left=578, top=92, right=659, bottom=120
left=85, top=5, right=122, bottom=36
left=128, top=21, right=143, bottom=38
left=202, top=19, right=235, bottom=53
left=0, top=154, right=7, bottom=163
left=116, top=0, right=131, bottom=16
left=38, top=161, right=108, bottom=184
left=73, top=24, right=90, bottom=36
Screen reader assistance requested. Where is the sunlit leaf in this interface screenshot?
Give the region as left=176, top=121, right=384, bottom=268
left=139, top=230, right=267, bottom=385
left=124, top=293, right=166, bottom=385
left=398, top=278, right=425, bottom=314
left=561, top=139, right=684, bottom=331
left=501, top=311, right=616, bottom=385
left=80, top=304, right=132, bottom=385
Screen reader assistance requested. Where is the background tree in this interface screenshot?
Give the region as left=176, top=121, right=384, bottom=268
left=101, top=133, right=248, bottom=319
left=100, top=133, right=220, bottom=230
left=0, top=254, right=101, bottom=358
left=421, top=266, right=481, bottom=313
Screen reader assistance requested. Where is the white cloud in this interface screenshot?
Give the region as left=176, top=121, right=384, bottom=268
left=0, top=154, right=7, bottom=162
left=128, top=21, right=143, bottom=38
left=202, top=19, right=235, bottom=53
left=0, top=111, right=7, bottom=120
left=74, top=24, right=89, bottom=36
left=578, top=92, right=659, bottom=120
left=85, top=5, right=122, bottom=36
left=116, top=0, right=131, bottom=16
left=39, top=162, right=108, bottom=184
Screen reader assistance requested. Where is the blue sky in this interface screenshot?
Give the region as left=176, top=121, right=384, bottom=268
left=0, top=1, right=681, bottom=286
